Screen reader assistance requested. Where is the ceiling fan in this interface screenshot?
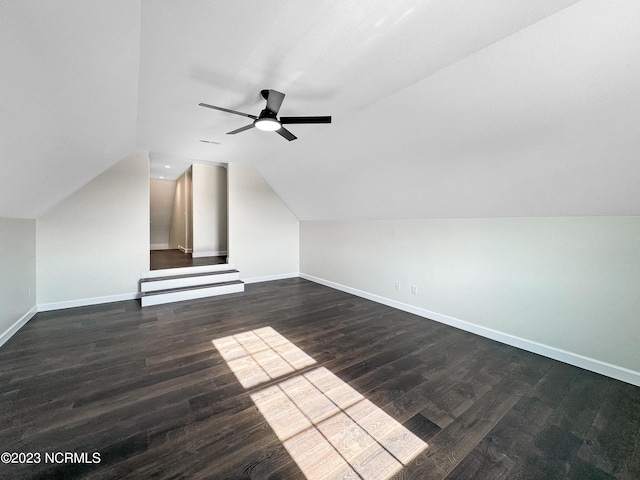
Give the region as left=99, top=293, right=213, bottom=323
left=199, top=89, right=331, bottom=141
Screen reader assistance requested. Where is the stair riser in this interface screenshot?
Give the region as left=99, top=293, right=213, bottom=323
left=141, top=272, right=240, bottom=292
left=141, top=283, right=245, bottom=307
left=142, top=263, right=234, bottom=280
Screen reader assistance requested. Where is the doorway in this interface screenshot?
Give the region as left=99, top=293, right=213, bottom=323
left=149, top=164, right=228, bottom=270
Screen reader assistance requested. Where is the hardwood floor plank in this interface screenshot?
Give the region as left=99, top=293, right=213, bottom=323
left=0, top=278, right=638, bottom=480
left=426, top=354, right=548, bottom=475
left=447, top=361, right=613, bottom=480
left=150, top=249, right=225, bottom=270
left=389, top=451, right=447, bottom=480
left=548, top=369, right=610, bottom=437
left=574, top=380, right=640, bottom=479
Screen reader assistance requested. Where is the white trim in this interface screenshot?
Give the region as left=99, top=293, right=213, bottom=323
left=141, top=282, right=244, bottom=307
left=300, top=273, right=640, bottom=387
left=142, top=263, right=235, bottom=279
left=177, top=245, right=192, bottom=254
left=141, top=271, right=240, bottom=292
left=37, top=292, right=140, bottom=312
left=0, top=306, right=37, bottom=348
left=243, top=272, right=300, bottom=284
left=150, top=243, right=170, bottom=250
left=192, top=250, right=227, bottom=258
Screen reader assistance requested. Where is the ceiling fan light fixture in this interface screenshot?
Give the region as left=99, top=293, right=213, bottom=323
left=199, top=89, right=330, bottom=141
left=254, top=117, right=281, bottom=131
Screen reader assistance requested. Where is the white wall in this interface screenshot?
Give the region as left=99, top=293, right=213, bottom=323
left=0, top=217, right=36, bottom=345
left=150, top=179, right=176, bottom=249
left=36, top=151, right=149, bottom=308
left=228, top=162, right=299, bottom=281
left=300, top=216, right=640, bottom=383
left=169, top=169, right=192, bottom=252
left=192, top=164, right=227, bottom=257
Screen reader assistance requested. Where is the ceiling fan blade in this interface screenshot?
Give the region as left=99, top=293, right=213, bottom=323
left=276, top=126, right=297, bottom=141
left=265, top=90, right=285, bottom=114
left=280, top=116, right=332, bottom=124
left=227, top=123, right=255, bottom=135
left=199, top=103, right=257, bottom=119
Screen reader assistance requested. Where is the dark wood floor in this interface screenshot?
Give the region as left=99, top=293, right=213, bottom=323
left=1, top=278, right=638, bottom=479
left=150, top=249, right=226, bottom=270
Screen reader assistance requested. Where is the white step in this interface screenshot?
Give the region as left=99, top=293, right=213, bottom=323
left=141, top=263, right=235, bottom=280
left=140, top=269, right=240, bottom=293
left=141, top=280, right=245, bottom=307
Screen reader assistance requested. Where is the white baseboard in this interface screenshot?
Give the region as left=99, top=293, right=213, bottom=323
left=243, top=272, right=300, bottom=284
left=38, top=292, right=140, bottom=312
left=0, top=306, right=38, bottom=348
left=300, top=273, right=640, bottom=387
left=192, top=250, right=227, bottom=258
left=178, top=245, right=192, bottom=254
left=150, top=243, right=170, bottom=250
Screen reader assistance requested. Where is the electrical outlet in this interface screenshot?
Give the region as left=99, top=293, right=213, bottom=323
left=394, top=282, right=400, bottom=291
left=411, top=285, right=418, bottom=294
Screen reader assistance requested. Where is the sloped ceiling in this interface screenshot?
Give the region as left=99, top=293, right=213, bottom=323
left=0, top=0, right=141, bottom=218
left=2, top=0, right=639, bottom=220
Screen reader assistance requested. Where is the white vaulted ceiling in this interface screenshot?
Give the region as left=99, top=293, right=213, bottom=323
left=1, top=0, right=639, bottom=219
left=0, top=0, right=141, bottom=218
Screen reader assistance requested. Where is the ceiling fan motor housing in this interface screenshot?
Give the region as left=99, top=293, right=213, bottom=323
left=259, top=108, right=278, bottom=119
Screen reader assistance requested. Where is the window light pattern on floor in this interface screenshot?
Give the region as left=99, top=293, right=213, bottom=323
left=212, top=327, right=316, bottom=388
left=213, top=327, right=428, bottom=479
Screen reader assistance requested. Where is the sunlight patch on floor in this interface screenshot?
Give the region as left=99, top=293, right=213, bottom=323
left=213, top=327, right=428, bottom=479
left=212, top=326, right=316, bottom=388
